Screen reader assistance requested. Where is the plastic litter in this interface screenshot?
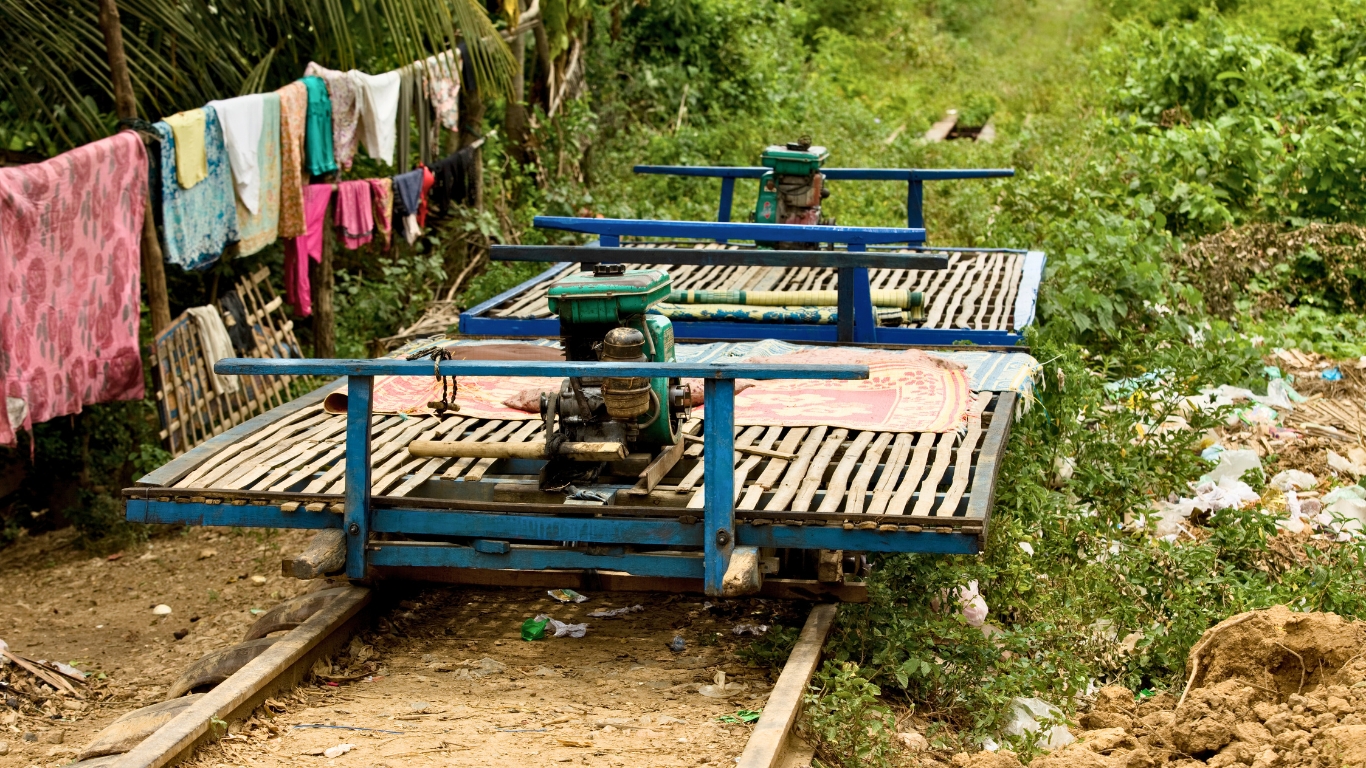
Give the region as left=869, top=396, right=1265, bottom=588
left=1329, top=448, right=1366, bottom=480
left=731, top=624, right=769, bottom=636
left=535, top=614, right=588, bottom=638
left=587, top=605, right=643, bottom=619
left=1195, top=477, right=1260, bottom=511
left=323, top=744, right=355, bottom=758
left=1237, top=404, right=1279, bottom=428
left=1205, top=449, right=1262, bottom=483
left=1271, top=469, right=1317, bottom=491
left=717, top=709, right=762, bottom=724
left=958, top=581, right=988, bottom=628
left=698, top=671, right=746, bottom=698
left=1002, top=697, right=1074, bottom=751
left=668, top=636, right=686, bottom=652
left=1201, top=445, right=1225, bottom=463
left=521, top=616, right=549, bottom=641
left=547, top=589, right=588, bottom=604
left=1323, top=367, right=1343, bottom=381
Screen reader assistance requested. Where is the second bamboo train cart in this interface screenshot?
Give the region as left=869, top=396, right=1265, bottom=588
left=128, top=142, right=1043, bottom=600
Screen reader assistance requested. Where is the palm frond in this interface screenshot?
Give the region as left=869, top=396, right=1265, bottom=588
left=0, top=0, right=516, bottom=152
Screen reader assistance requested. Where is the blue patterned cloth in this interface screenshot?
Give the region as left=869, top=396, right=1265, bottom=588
left=154, top=106, right=238, bottom=271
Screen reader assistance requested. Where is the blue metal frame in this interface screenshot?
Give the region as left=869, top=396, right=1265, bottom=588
left=131, top=358, right=875, bottom=596
left=532, top=216, right=926, bottom=246
left=632, top=165, right=1015, bottom=228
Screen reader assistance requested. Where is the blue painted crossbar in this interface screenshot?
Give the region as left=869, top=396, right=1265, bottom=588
left=632, top=165, right=1015, bottom=229
left=532, top=216, right=926, bottom=246
left=202, top=358, right=867, bottom=595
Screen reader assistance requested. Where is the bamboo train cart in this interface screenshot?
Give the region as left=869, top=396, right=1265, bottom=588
left=459, top=161, right=1045, bottom=346
left=124, top=213, right=1025, bottom=599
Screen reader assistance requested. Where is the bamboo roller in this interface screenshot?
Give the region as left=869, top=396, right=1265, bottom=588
left=408, top=440, right=627, bottom=462
left=667, top=289, right=924, bottom=309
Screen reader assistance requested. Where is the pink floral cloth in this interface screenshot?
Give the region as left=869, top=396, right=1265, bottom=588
left=0, top=132, right=148, bottom=445
left=304, top=62, right=360, bottom=171
left=283, top=184, right=334, bottom=317
left=422, top=50, right=461, bottom=132
left=335, top=180, right=374, bottom=250
left=276, top=81, right=309, bottom=238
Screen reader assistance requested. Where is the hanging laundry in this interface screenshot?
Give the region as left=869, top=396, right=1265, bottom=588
left=414, top=62, right=435, bottom=167
left=349, top=69, right=402, bottom=166
left=392, top=168, right=425, bottom=244
left=369, top=178, right=394, bottom=248
left=416, top=165, right=436, bottom=228
left=207, top=93, right=267, bottom=214
left=396, top=67, right=414, bottom=174
left=335, top=180, right=375, bottom=250
left=429, top=146, right=478, bottom=214
left=162, top=109, right=208, bottom=189
left=301, top=75, right=338, bottom=177
left=0, top=132, right=148, bottom=446
left=155, top=106, right=238, bottom=271
left=234, top=92, right=281, bottom=256
left=276, top=81, right=309, bottom=238
left=283, top=184, right=333, bottom=317
left=186, top=307, right=240, bottom=395
left=423, top=49, right=462, bottom=132
left=305, top=62, right=360, bottom=171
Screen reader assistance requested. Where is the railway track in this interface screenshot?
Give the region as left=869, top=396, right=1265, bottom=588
left=66, top=584, right=836, bottom=768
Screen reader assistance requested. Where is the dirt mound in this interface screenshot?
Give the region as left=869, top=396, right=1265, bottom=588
left=1188, top=605, right=1366, bottom=697
left=1045, top=607, right=1366, bottom=768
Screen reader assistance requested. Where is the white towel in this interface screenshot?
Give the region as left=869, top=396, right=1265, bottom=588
left=186, top=306, right=241, bottom=395
left=207, top=94, right=266, bottom=214
left=348, top=69, right=403, bottom=166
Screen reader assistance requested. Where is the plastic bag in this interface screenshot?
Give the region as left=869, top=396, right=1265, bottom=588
left=699, top=671, right=747, bottom=698
left=1206, top=449, right=1262, bottom=483
left=1002, top=697, right=1074, bottom=751
left=1271, top=469, right=1317, bottom=491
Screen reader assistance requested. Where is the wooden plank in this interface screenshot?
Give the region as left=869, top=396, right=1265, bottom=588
left=740, top=427, right=809, bottom=509
left=763, top=425, right=828, bottom=512
left=935, top=392, right=993, bottom=516
left=685, top=426, right=766, bottom=509
left=840, top=432, right=894, bottom=515
left=865, top=433, right=913, bottom=515
left=966, top=392, right=1015, bottom=523
left=168, top=405, right=333, bottom=489
left=789, top=429, right=849, bottom=512
left=816, top=431, right=876, bottom=513
left=886, top=431, right=938, bottom=514
left=735, top=604, right=838, bottom=768
left=911, top=429, right=959, bottom=517
left=998, top=254, right=1025, bottom=330
left=629, top=437, right=686, bottom=495
left=113, top=587, right=371, bottom=768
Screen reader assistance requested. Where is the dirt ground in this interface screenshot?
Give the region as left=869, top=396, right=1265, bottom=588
left=182, top=586, right=787, bottom=768
left=0, top=525, right=315, bottom=767
left=0, top=526, right=793, bottom=768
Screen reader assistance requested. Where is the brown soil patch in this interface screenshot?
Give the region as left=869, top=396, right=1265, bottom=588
left=0, top=526, right=314, bottom=767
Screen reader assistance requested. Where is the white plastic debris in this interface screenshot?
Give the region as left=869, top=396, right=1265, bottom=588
left=958, top=581, right=988, bottom=628
left=323, top=744, right=355, bottom=758
left=1002, top=697, right=1074, bottom=751
left=1328, top=448, right=1366, bottom=480
left=586, top=605, right=643, bottom=619
left=1018, top=541, right=1035, bottom=557
left=1051, top=456, right=1076, bottom=488
left=535, top=614, right=588, bottom=638
left=1193, top=477, right=1261, bottom=512
left=152, top=604, right=172, bottom=616
left=1271, top=469, right=1318, bottom=491
left=731, top=624, right=768, bottom=636
left=698, top=671, right=746, bottom=698
left=1206, top=449, right=1262, bottom=483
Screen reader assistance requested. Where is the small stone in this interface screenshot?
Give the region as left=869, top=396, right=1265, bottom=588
left=323, top=743, right=355, bottom=758
left=0, top=740, right=8, bottom=755
left=173, top=629, right=189, bottom=640
left=895, top=730, right=929, bottom=751
left=197, top=548, right=217, bottom=560
left=152, top=604, right=172, bottom=616
left=250, top=575, right=267, bottom=585
left=22, top=732, right=36, bottom=742
left=42, top=730, right=64, bottom=745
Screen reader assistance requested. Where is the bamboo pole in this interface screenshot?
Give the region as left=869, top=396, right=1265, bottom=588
left=97, top=0, right=173, bottom=336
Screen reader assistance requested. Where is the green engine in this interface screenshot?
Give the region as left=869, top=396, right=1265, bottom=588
left=754, top=138, right=830, bottom=228
left=543, top=265, right=690, bottom=486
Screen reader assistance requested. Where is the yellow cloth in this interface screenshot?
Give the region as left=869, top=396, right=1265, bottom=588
left=163, top=109, right=208, bottom=189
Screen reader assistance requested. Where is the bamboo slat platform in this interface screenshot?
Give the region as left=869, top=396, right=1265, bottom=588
left=134, top=380, right=1014, bottom=546
left=483, top=247, right=1030, bottom=333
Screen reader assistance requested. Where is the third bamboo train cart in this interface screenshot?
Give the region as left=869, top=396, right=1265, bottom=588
left=126, top=140, right=1043, bottom=599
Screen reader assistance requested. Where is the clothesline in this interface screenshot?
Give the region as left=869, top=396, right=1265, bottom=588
left=152, top=48, right=474, bottom=282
